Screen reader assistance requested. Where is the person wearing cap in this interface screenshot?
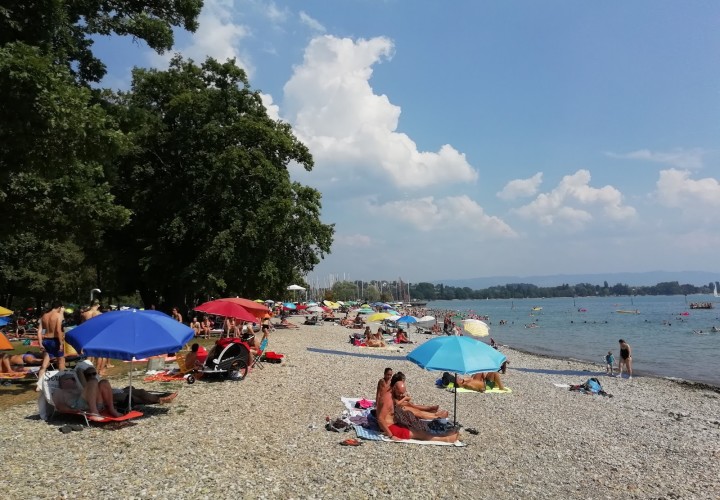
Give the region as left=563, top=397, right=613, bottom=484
left=53, top=362, right=122, bottom=418
left=74, top=360, right=177, bottom=408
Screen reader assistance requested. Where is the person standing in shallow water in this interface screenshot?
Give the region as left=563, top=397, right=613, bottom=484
left=618, top=339, right=633, bottom=380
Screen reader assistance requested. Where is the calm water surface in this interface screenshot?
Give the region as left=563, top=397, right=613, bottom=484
left=426, top=295, right=720, bottom=386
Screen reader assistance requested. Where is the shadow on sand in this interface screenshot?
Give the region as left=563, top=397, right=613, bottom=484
left=307, top=347, right=406, bottom=362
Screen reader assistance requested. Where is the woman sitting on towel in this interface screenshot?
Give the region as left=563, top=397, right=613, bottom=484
left=455, top=372, right=506, bottom=392
left=395, top=328, right=411, bottom=344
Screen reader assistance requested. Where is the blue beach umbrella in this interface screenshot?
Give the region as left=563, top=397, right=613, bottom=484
left=67, top=309, right=194, bottom=408
left=67, top=309, right=194, bottom=360
left=283, top=302, right=297, bottom=310
left=396, top=315, right=417, bottom=325
left=0, top=317, right=10, bottom=327
left=407, top=336, right=507, bottom=425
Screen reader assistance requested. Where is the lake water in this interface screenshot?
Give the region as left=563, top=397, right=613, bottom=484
left=426, top=295, right=720, bottom=386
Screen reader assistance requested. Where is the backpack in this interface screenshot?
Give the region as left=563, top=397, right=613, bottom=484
left=569, top=377, right=612, bottom=397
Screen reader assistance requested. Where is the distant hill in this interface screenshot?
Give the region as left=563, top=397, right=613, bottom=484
left=438, top=271, right=720, bottom=289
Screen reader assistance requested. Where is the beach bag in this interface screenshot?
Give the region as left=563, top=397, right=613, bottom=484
left=585, top=378, right=602, bottom=394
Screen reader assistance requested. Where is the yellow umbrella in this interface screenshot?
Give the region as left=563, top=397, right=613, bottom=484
left=462, top=319, right=490, bottom=338
left=0, top=306, right=13, bottom=317
left=323, top=300, right=341, bottom=309
left=367, top=312, right=391, bottom=322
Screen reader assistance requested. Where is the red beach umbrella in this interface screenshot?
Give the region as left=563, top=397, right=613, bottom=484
left=194, top=300, right=258, bottom=323
left=218, top=298, right=270, bottom=315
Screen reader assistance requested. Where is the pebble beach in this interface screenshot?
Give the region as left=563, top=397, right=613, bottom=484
left=0, top=319, right=718, bottom=499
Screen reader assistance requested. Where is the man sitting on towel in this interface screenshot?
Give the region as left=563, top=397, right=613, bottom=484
left=391, top=372, right=449, bottom=419
left=377, top=374, right=459, bottom=443
left=453, top=371, right=506, bottom=392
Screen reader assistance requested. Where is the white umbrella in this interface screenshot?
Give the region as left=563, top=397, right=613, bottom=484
left=462, top=319, right=490, bottom=338
left=287, top=284, right=306, bottom=291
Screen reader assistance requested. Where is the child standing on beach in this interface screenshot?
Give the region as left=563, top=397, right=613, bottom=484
left=605, top=351, right=615, bottom=376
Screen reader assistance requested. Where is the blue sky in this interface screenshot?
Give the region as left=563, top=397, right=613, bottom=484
left=93, top=1, right=720, bottom=285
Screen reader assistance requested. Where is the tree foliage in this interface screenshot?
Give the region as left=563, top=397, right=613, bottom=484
left=105, top=56, right=334, bottom=306
left=0, top=0, right=202, bottom=82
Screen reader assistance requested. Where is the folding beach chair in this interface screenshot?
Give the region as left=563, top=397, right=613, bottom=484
left=252, top=338, right=269, bottom=370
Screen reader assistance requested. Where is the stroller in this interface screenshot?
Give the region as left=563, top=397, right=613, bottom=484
left=191, top=338, right=251, bottom=383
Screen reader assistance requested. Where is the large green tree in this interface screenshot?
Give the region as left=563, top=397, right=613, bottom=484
left=0, top=0, right=202, bottom=83
left=0, top=43, right=129, bottom=304
left=0, top=2, right=202, bottom=307
left=106, top=56, right=334, bottom=307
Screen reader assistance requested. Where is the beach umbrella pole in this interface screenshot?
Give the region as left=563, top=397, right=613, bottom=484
left=128, top=358, right=134, bottom=411
left=453, top=373, right=458, bottom=426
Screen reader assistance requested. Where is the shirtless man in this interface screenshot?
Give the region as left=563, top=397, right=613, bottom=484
left=391, top=372, right=449, bottom=419
left=377, top=374, right=458, bottom=443
left=171, top=307, right=183, bottom=323
left=455, top=371, right=506, bottom=392
left=376, top=367, right=393, bottom=402
left=81, top=300, right=107, bottom=374
left=37, top=301, right=65, bottom=389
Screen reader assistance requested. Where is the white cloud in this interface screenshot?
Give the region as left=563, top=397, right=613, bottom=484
left=259, top=93, right=280, bottom=121
left=265, top=2, right=290, bottom=23
left=497, top=173, right=543, bottom=200
left=149, top=0, right=253, bottom=75
left=334, top=234, right=373, bottom=247
left=514, top=170, right=636, bottom=229
left=299, top=11, right=326, bottom=32
left=370, top=195, right=516, bottom=237
left=607, top=148, right=705, bottom=170
left=656, top=169, right=720, bottom=208
left=282, top=36, right=478, bottom=189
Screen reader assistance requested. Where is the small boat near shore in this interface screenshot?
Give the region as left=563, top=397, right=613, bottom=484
left=616, top=309, right=640, bottom=314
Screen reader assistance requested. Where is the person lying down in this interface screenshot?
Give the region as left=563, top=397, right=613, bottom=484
left=441, top=371, right=508, bottom=392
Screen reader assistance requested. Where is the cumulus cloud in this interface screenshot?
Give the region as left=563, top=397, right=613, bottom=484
left=370, top=196, right=516, bottom=237
left=299, top=11, right=326, bottom=32
left=150, top=0, right=253, bottom=75
left=656, top=169, right=720, bottom=208
left=606, top=148, right=705, bottom=170
left=259, top=93, right=280, bottom=121
left=334, top=233, right=373, bottom=247
left=282, top=36, right=478, bottom=188
left=514, top=170, right=636, bottom=229
left=497, top=173, right=543, bottom=200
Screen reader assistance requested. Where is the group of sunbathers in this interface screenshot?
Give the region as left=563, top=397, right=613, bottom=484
left=374, top=367, right=459, bottom=443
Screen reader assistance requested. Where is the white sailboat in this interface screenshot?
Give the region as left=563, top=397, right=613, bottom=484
left=714, top=282, right=719, bottom=298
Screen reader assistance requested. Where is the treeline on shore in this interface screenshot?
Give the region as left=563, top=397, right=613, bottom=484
left=326, top=280, right=719, bottom=302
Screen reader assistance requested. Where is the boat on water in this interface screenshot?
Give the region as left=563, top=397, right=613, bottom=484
left=689, top=302, right=713, bottom=310
left=714, top=283, right=719, bottom=298
left=531, top=306, right=542, bottom=311
left=616, top=309, right=640, bottom=314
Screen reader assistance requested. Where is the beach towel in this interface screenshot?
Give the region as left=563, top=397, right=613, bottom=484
left=352, top=424, right=465, bottom=447
left=143, top=372, right=187, bottom=383
left=341, top=397, right=375, bottom=416
left=437, top=379, right=512, bottom=393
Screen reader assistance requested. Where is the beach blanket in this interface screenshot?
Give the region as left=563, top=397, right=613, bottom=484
left=437, top=379, right=512, bottom=393
left=352, top=424, right=465, bottom=447
left=143, top=372, right=187, bottom=383
left=341, top=397, right=375, bottom=416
